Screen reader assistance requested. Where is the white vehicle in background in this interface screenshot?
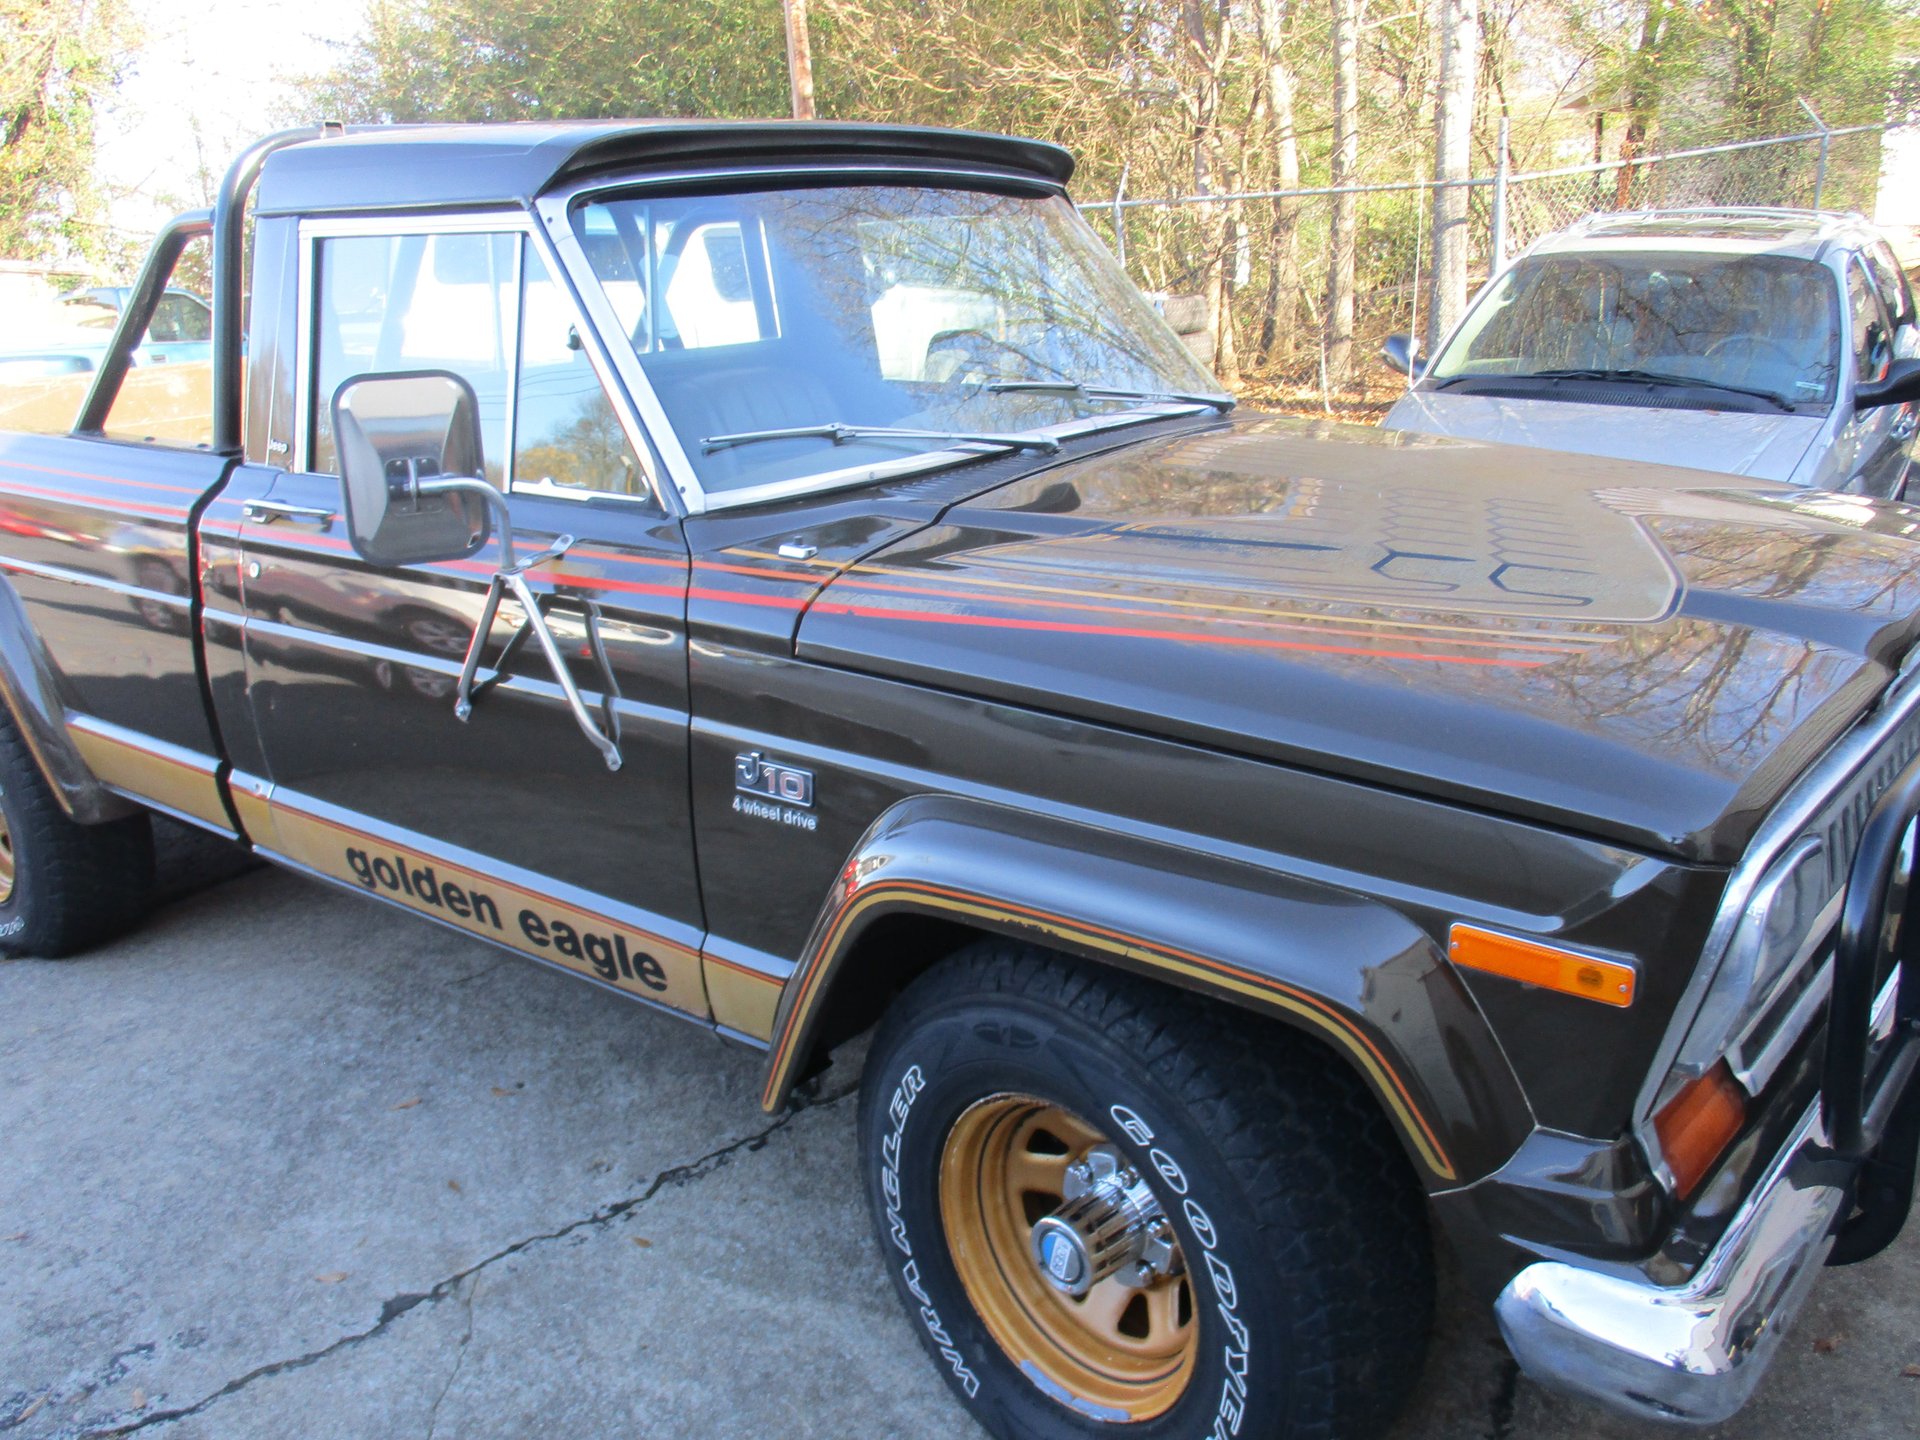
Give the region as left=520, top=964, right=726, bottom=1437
left=1380, top=209, right=1920, bottom=499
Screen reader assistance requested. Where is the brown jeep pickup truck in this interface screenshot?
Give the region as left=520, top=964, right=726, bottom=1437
left=1, top=122, right=1917, bottom=1440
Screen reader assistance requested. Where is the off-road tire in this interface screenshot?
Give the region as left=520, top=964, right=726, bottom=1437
left=0, top=714, right=154, bottom=957
left=858, top=940, right=1432, bottom=1440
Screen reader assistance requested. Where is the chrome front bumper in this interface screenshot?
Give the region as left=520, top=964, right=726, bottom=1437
left=1494, top=1100, right=1844, bottom=1426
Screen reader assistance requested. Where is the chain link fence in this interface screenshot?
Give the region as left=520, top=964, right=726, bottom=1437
left=1080, top=120, right=1904, bottom=416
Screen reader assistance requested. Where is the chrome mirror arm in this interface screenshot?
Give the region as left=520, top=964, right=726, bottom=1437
left=413, top=474, right=519, bottom=568
left=412, top=472, right=624, bottom=771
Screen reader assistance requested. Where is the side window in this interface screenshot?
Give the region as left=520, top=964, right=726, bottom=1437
left=99, top=235, right=216, bottom=449
left=513, top=249, right=650, bottom=498
left=1848, top=259, right=1892, bottom=384
left=310, top=231, right=517, bottom=486
left=1866, top=242, right=1913, bottom=326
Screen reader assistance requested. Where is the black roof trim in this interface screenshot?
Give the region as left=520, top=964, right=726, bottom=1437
left=253, top=121, right=1075, bottom=217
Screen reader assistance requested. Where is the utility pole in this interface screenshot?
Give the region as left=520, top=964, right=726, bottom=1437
left=784, top=0, right=816, bottom=120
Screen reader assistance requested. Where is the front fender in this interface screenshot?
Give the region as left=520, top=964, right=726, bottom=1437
left=760, top=795, right=1535, bottom=1188
left=0, top=574, right=136, bottom=823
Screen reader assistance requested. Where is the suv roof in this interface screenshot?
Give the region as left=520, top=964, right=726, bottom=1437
left=253, top=120, right=1076, bottom=218
left=1534, top=207, right=1882, bottom=263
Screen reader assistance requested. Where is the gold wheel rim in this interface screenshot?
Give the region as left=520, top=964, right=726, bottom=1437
left=939, top=1094, right=1198, bottom=1422
left=0, top=808, right=14, bottom=906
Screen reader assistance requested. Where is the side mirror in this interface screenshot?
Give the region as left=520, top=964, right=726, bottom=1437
left=1380, top=334, right=1428, bottom=379
left=331, top=371, right=493, bottom=566
left=1856, top=357, right=1920, bottom=413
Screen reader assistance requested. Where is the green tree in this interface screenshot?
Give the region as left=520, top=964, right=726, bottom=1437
left=0, top=0, right=139, bottom=261
left=299, top=0, right=792, bottom=123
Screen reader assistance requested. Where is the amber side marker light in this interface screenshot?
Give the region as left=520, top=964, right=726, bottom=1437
left=1653, top=1063, right=1749, bottom=1199
left=1446, top=925, right=1637, bottom=1008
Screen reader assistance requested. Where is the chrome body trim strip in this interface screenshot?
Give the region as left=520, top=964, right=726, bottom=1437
left=1497, top=1100, right=1843, bottom=1425
left=240, top=613, right=683, bottom=731
left=0, top=553, right=190, bottom=609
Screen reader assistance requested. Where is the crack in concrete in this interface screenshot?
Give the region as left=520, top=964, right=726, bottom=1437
left=75, top=1085, right=855, bottom=1439
left=423, top=1276, right=477, bottom=1440
left=448, top=959, right=517, bottom=988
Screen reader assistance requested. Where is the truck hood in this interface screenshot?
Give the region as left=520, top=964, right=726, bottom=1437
left=795, top=415, right=1920, bottom=862
left=1381, top=389, right=1825, bottom=483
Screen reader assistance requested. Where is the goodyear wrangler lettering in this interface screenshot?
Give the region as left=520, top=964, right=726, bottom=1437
left=344, top=845, right=668, bottom=992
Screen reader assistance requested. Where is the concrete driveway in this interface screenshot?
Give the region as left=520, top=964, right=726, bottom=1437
left=3, top=825, right=1916, bottom=1439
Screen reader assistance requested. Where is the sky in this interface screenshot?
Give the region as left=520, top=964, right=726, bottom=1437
left=94, top=0, right=370, bottom=240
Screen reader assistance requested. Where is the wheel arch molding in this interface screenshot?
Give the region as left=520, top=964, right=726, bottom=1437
left=759, top=794, right=1535, bottom=1187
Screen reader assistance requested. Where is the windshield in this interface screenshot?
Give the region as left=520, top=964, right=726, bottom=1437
left=1426, top=249, right=1840, bottom=410
left=569, top=184, right=1219, bottom=498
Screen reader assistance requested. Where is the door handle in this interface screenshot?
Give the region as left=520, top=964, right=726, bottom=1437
left=242, top=499, right=337, bottom=530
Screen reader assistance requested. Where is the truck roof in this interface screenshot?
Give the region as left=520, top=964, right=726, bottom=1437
left=253, top=120, right=1076, bottom=217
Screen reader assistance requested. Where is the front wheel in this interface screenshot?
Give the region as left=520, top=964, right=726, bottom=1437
left=857, top=942, right=1432, bottom=1440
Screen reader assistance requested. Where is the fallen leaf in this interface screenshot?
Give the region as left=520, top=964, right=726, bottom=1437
left=491, top=1087, right=512, bottom=1097
left=314, top=1271, right=349, bottom=1284
left=1812, top=1335, right=1842, bottom=1354
left=390, top=1097, right=422, bottom=1111
left=14, top=1396, right=46, bottom=1424
left=631, top=1237, right=652, bottom=1249
left=130, top=1388, right=147, bottom=1409
left=447, top=1180, right=462, bottom=1193
left=1902, top=1363, right=1920, bottom=1378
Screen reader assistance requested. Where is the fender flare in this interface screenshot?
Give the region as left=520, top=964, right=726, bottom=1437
left=0, top=575, right=137, bottom=823
left=760, top=795, right=1535, bottom=1188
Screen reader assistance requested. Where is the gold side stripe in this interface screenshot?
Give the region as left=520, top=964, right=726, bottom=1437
left=263, top=801, right=710, bottom=1018
left=65, top=716, right=232, bottom=834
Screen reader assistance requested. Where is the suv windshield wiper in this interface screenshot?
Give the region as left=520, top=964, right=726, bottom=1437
left=1436, top=367, right=1795, bottom=412
left=985, top=380, right=1236, bottom=412
left=701, top=422, right=1060, bottom=456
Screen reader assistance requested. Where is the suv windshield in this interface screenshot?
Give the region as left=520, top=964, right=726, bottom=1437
left=1425, top=249, right=1840, bottom=411
left=569, top=184, right=1220, bottom=499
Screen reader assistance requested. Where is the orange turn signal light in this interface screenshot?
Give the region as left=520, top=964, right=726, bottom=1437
left=1654, top=1062, right=1749, bottom=1199
left=1446, top=925, right=1637, bottom=1008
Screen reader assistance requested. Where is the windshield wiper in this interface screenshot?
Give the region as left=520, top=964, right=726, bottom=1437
left=701, top=422, right=1060, bottom=456
left=985, top=380, right=1236, bottom=412
left=1440, top=367, right=1794, bottom=412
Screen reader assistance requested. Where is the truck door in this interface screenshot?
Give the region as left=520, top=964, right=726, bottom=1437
left=231, top=215, right=706, bottom=1016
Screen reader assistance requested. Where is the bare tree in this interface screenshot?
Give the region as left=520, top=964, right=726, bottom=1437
left=1183, top=0, right=1239, bottom=383
left=1254, top=0, right=1302, bottom=363
left=1325, top=0, right=1360, bottom=385
left=1428, top=0, right=1477, bottom=350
